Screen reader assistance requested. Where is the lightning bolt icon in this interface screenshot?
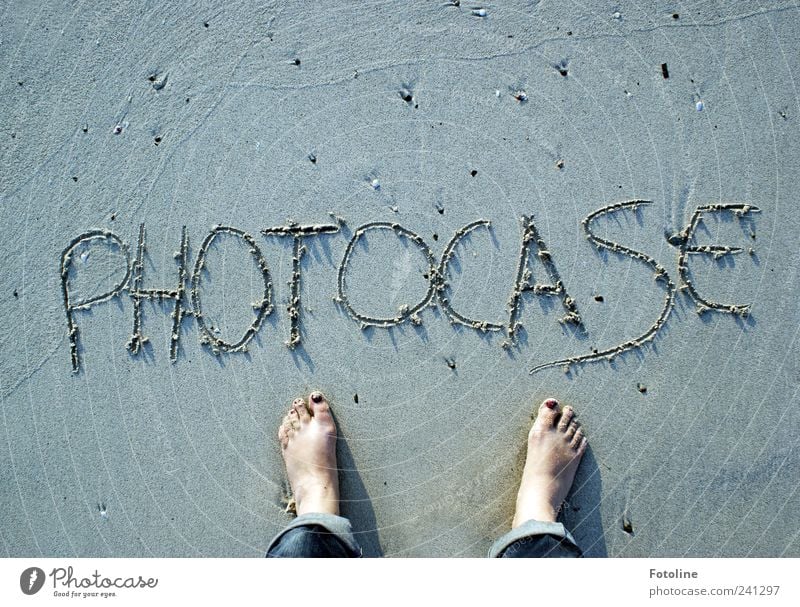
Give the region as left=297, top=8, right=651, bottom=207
left=29, top=569, right=38, bottom=590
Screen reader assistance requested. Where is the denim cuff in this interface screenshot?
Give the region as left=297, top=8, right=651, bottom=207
left=487, top=519, right=580, bottom=558
left=266, top=513, right=362, bottom=556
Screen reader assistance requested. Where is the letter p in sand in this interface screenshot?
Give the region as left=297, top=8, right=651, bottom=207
left=60, top=230, right=132, bottom=372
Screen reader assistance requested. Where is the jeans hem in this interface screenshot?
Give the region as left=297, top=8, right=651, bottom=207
left=265, top=513, right=362, bottom=557
left=488, top=519, right=581, bottom=558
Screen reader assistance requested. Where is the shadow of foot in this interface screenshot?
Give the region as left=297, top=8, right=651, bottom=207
left=562, top=446, right=607, bottom=557
left=337, top=437, right=383, bottom=557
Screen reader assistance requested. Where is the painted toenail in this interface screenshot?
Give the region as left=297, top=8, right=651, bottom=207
left=544, top=399, right=558, bottom=409
left=311, top=392, right=323, bottom=403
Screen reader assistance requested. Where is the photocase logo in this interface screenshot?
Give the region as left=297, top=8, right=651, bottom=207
left=20, top=567, right=45, bottom=595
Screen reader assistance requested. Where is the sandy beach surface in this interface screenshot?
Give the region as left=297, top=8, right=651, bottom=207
left=1, top=0, right=798, bottom=556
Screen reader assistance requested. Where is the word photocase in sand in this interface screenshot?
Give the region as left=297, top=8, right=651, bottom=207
left=60, top=202, right=759, bottom=374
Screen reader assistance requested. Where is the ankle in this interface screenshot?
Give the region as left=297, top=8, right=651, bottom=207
left=513, top=499, right=559, bottom=528
left=294, top=483, right=339, bottom=517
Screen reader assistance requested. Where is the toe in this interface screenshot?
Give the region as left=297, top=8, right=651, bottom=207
left=571, top=429, right=585, bottom=449
left=557, top=406, right=575, bottom=431
left=292, top=398, right=311, bottom=422
left=533, top=398, right=560, bottom=428
left=278, top=414, right=293, bottom=448
left=308, top=391, right=335, bottom=426
left=577, top=436, right=588, bottom=455
left=286, top=410, right=300, bottom=433
left=565, top=420, right=578, bottom=441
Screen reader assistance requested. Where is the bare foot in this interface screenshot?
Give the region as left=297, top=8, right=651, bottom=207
left=512, top=398, right=588, bottom=527
left=277, top=391, right=339, bottom=516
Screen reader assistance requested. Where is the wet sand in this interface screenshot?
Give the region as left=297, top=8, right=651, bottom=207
left=1, top=0, right=798, bottom=556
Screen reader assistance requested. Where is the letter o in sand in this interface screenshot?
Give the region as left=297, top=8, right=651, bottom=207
left=191, top=226, right=273, bottom=352
left=337, top=222, right=436, bottom=327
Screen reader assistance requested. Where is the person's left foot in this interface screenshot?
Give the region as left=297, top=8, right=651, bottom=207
left=277, top=392, right=339, bottom=516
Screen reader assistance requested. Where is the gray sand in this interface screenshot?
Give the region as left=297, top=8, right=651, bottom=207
left=1, top=0, right=798, bottom=557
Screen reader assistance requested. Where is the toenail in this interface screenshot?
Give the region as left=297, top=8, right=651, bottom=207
left=544, top=399, right=558, bottom=409
left=311, top=392, right=323, bottom=403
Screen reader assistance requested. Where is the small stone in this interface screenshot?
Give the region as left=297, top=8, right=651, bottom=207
left=622, top=515, right=634, bottom=534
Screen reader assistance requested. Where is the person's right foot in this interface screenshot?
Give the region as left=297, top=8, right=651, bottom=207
left=512, top=398, right=587, bottom=528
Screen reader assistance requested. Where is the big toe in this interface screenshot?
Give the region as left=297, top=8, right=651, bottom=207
left=533, top=398, right=560, bottom=429
left=308, top=391, right=334, bottom=424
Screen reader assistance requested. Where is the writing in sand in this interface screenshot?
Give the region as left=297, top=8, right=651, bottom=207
left=60, top=200, right=759, bottom=375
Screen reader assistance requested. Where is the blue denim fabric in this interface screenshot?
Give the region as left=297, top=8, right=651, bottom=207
left=265, top=513, right=361, bottom=558
left=488, top=519, right=582, bottom=558
left=266, top=514, right=580, bottom=558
